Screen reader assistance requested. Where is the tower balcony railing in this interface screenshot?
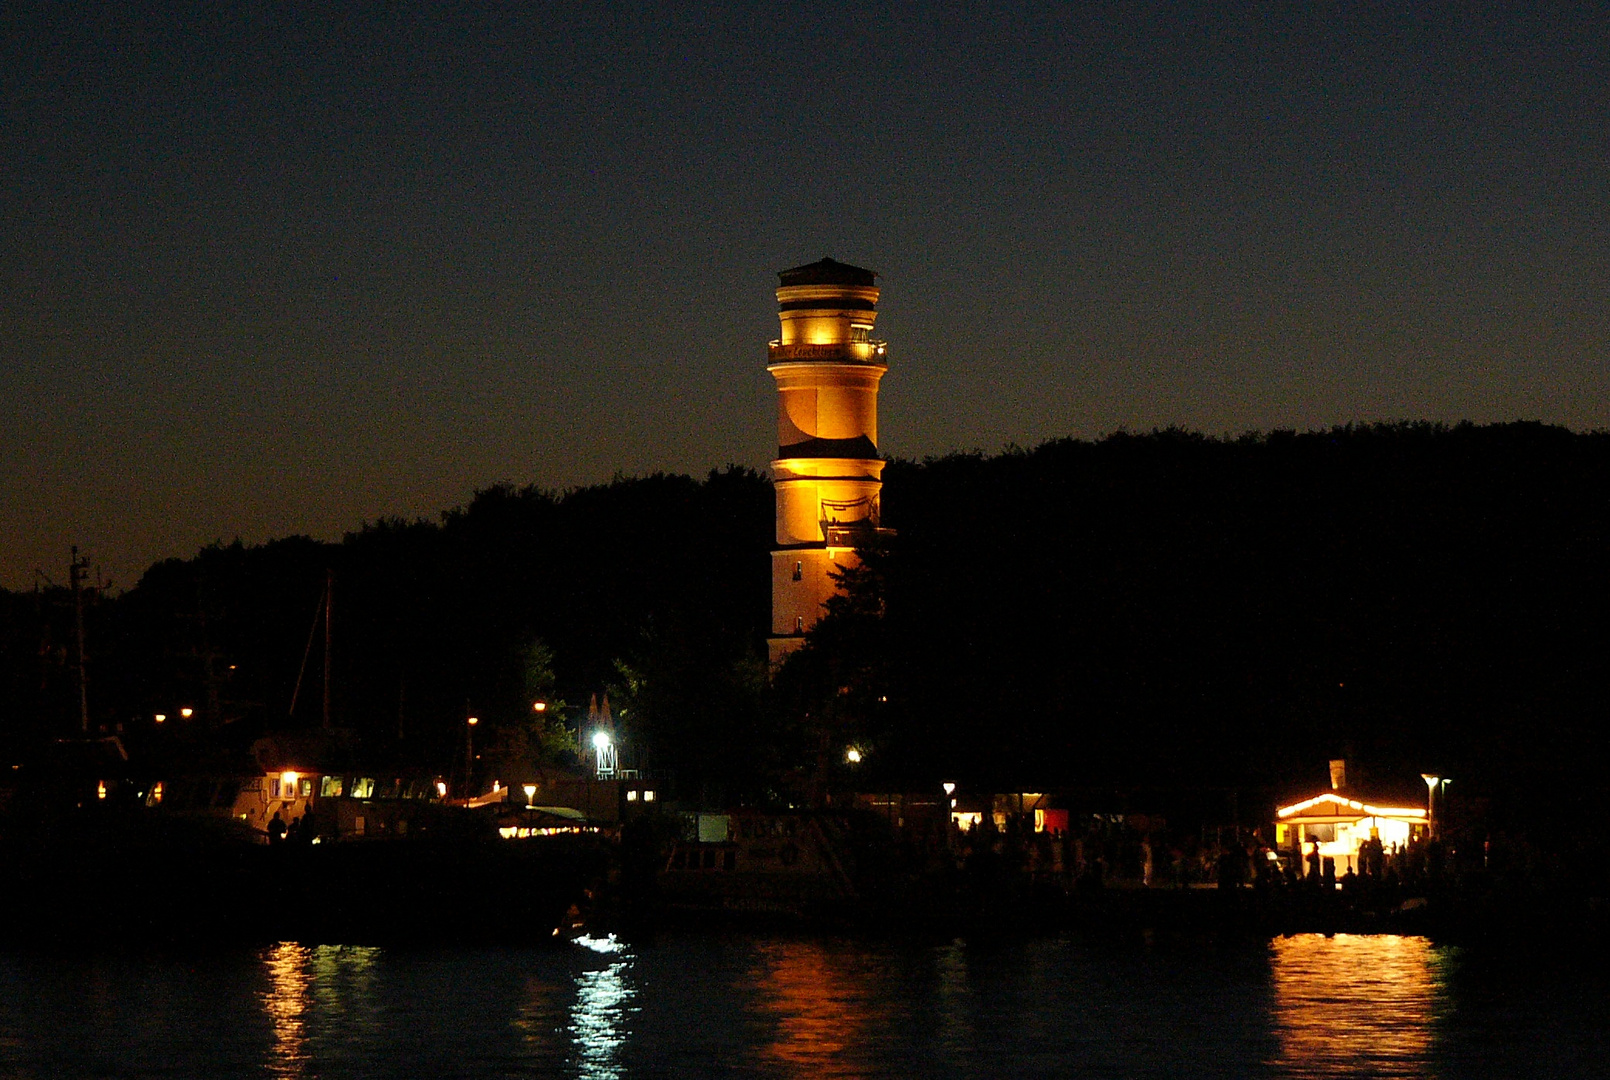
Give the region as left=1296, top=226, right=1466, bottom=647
left=824, top=521, right=895, bottom=549
left=768, top=340, right=888, bottom=363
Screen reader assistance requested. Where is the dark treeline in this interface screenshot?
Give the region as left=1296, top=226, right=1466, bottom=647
left=782, top=421, right=1610, bottom=821
left=6, top=422, right=1610, bottom=823
left=2, top=468, right=773, bottom=799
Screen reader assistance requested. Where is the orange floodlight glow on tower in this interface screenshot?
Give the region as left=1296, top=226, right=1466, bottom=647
left=766, top=258, right=894, bottom=667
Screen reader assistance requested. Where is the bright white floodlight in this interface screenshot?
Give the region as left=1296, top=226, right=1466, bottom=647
left=592, top=731, right=617, bottom=780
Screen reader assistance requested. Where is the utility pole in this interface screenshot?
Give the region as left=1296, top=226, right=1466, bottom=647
left=69, top=546, right=90, bottom=733
left=178, top=605, right=226, bottom=727
left=199, top=610, right=223, bottom=726
left=322, top=569, right=334, bottom=730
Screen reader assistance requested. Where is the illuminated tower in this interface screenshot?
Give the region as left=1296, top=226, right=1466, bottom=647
left=767, top=258, right=892, bottom=666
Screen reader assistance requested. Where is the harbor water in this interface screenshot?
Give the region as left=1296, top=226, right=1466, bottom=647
left=1, top=931, right=1605, bottom=1078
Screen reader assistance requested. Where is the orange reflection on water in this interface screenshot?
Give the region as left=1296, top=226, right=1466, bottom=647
left=752, top=939, right=892, bottom=1078
left=258, top=942, right=381, bottom=1077
left=1270, top=934, right=1449, bottom=1078
left=261, top=942, right=313, bottom=1078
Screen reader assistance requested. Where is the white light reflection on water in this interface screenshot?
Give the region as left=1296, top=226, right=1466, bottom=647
left=570, top=934, right=637, bottom=1079
left=1269, top=934, right=1453, bottom=1078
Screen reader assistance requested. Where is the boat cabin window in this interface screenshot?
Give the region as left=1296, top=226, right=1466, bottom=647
left=299, top=778, right=313, bottom=797
left=320, top=775, right=344, bottom=797
left=351, top=777, right=375, bottom=799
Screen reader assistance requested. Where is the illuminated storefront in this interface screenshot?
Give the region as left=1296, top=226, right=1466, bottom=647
left=1275, top=792, right=1428, bottom=872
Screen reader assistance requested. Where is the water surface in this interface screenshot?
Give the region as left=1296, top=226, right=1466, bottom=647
left=1, top=932, right=1604, bottom=1078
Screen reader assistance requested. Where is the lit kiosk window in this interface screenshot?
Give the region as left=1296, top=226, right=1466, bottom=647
left=766, top=258, right=894, bottom=667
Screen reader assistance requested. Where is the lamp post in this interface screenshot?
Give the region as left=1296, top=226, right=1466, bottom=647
left=1421, top=774, right=1442, bottom=837
left=523, top=783, right=537, bottom=809
left=942, top=782, right=957, bottom=848
left=466, top=715, right=479, bottom=797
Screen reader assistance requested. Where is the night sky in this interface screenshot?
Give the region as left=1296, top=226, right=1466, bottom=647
left=4, top=3, right=1606, bottom=589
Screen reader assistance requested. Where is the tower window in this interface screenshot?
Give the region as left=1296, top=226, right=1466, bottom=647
left=795, top=616, right=804, bottom=633
left=793, top=561, right=803, bottom=581
left=850, top=324, right=871, bottom=343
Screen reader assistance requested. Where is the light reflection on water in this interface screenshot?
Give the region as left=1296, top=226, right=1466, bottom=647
left=2, top=929, right=1600, bottom=1077
left=259, top=941, right=383, bottom=1078
left=932, top=939, right=976, bottom=1054
left=570, top=934, right=637, bottom=1079
left=248, top=932, right=1461, bottom=1078
left=749, top=938, right=896, bottom=1077
left=1268, top=934, right=1450, bottom=1078
left=262, top=943, right=311, bottom=1077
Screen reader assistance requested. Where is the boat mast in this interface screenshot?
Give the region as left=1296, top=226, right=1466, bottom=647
left=69, top=546, right=90, bottom=733
left=322, top=568, right=333, bottom=730
left=288, top=569, right=334, bottom=725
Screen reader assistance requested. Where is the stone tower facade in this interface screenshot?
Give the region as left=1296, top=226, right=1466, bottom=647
left=767, top=258, right=892, bottom=666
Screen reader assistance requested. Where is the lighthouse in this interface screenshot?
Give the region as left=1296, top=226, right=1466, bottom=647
left=767, top=258, right=892, bottom=666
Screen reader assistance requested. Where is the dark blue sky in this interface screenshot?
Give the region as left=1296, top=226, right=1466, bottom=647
left=4, top=2, right=1606, bottom=587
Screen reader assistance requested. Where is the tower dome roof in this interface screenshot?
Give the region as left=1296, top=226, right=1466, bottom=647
left=777, top=258, right=877, bottom=288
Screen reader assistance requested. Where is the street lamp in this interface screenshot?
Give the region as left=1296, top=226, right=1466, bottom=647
left=532, top=701, right=547, bottom=713
left=465, top=716, right=479, bottom=797
left=1421, top=774, right=1444, bottom=835
left=592, top=731, right=616, bottom=779
left=845, top=747, right=863, bottom=764
left=523, top=783, right=537, bottom=808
